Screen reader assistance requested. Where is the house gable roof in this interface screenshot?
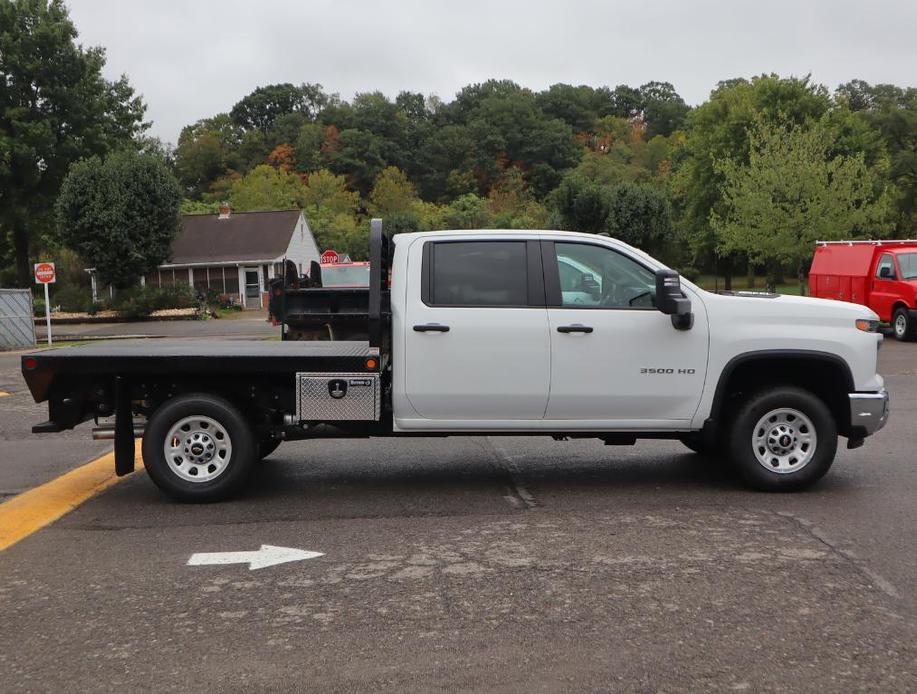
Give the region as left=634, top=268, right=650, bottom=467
left=167, top=209, right=302, bottom=265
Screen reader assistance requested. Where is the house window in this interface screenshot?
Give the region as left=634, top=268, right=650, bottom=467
left=193, top=268, right=209, bottom=292
left=224, top=268, right=239, bottom=295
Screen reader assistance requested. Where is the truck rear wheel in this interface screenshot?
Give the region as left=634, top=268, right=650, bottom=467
left=727, top=387, right=837, bottom=492
left=142, top=393, right=257, bottom=502
left=893, top=307, right=916, bottom=341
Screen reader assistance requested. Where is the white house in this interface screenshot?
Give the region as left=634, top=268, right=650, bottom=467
left=137, top=206, right=320, bottom=308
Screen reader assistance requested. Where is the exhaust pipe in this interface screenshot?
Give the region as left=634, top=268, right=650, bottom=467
left=92, top=423, right=145, bottom=440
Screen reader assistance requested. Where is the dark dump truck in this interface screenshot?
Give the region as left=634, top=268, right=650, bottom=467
left=21, top=220, right=888, bottom=501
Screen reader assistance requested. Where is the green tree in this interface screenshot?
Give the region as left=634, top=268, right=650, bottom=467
left=673, top=75, right=833, bottom=285
left=302, top=169, right=358, bottom=214
left=295, top=122, right=326, bottom=172
left=604, top=182, right=672, bottom=254
left=550, top=176, right=611, bottom=233
left=230, top=82, right=328, bottom=134
left=573, top=116, right=676, bottom=186
left=711, top=118, right=891, bottom=291
left=228, top=164, right=307, bottom=211
left=174, top=119, right=232, bottom=196
left=56, top=151, right=180, bottom=288
left=535, top=83, right=614, bottom=133
left=639, top=81, right=690, bottom=137
left=324, top=128, right=388, bottom=196
left=836, top=81, right=917, bottom=234
left=0, top=0, right=146, bottom=286
left=415, top=124, right=477, bottom=201
left=300, top=169, right=362, bottom=256
left=466, top=90, right=580, bottom=196
left=487, top=167, right=550, bottom=229
left=440, top=194, right=493, bottom=229
left=369, top=167, right=419, bottom=218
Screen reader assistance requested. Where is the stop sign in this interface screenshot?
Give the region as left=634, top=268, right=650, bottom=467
left=321, top=250, right=339, bottom=264
left=34, top=262, right=56, bottom=284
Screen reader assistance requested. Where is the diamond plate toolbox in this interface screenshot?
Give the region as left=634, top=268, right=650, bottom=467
left=296, top=372, right=380, bottom=421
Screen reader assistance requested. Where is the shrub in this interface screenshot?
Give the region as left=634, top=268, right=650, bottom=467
left=198, top=288, right=241, bottom=312
left=112, top=285, right=196, bottom=319
left=53, top=284, right=94, bottom=313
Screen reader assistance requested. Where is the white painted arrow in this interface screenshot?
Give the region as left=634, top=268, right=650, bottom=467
left=187, top=545, right=324, bottom=570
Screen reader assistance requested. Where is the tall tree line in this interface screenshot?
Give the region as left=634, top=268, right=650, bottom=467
left=1, top=0, right=913, bottom=287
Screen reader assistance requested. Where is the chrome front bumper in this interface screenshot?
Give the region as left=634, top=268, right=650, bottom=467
left=849, top=388, right=890, bottom=436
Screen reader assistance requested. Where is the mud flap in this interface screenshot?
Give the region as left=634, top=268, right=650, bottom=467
left=114, top=376, right=135, bottom=476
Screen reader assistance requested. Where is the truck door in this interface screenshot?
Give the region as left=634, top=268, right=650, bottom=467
left=871, top=253, right=898, bottom=321
left=401, top=238, right=550, bottom=422
left=542, top=240, right=708, bottom=427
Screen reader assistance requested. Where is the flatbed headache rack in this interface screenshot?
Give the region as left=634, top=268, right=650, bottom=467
left=271, top=219, right=392, bottom=346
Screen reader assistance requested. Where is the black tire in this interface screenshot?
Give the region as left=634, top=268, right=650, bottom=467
left=727, top=386, right=837, bottom=492
left=892, top=307, right=916, bottom=341
left=142, top=393, right=257, bottom=502
left=259, top=438, right=282, bottom=460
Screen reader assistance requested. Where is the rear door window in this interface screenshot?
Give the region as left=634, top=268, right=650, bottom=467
left=425, top=241, right=529, bottom=307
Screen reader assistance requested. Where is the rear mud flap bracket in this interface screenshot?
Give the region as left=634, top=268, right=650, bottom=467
left=114, top=376, right=135, bottom=476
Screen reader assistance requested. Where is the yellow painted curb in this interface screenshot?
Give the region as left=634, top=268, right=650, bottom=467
left=0, top=444, right=142, bottom=552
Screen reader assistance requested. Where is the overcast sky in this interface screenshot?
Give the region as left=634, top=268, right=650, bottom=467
left=66, top=0, right=916, bottom=145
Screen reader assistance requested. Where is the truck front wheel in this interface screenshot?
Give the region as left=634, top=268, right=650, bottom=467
left=727, top=387, right=837, bottom=492
left=142, top=393, right=257, bottom=502
left=893, top=307, right=916, bottom=341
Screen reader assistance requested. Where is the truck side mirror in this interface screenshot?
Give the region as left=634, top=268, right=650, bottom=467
left=879, top=266, right=894, bottom=279
left=655, top=269, right=693, bottom=330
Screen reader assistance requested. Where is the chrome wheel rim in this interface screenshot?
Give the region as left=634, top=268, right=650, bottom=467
left=164, top=415, right=232, bottom=483
left=751, top=408, right=817, bottom=474
left=895, top=314, right=907, bottom=337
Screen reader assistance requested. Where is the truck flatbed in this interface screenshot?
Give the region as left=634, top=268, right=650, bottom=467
left=23, top=339, right=376, bottom=402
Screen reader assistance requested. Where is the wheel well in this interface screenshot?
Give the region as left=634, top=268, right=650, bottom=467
left=892, top=301, right=911, bottom=314
left=709, top=354, right=853, bottom=437
left=134, top=375, right=292, bottom=438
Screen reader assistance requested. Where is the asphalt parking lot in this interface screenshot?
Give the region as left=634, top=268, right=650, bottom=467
left=0, top=340, right=915, bottom=692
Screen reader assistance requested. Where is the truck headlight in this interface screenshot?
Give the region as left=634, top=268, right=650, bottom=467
left=855, top=319, right=879, bottom=332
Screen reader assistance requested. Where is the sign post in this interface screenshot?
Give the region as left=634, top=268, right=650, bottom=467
left=34, top=262, right=56, bottom=347
left=320, top=249, right=339, bottom=265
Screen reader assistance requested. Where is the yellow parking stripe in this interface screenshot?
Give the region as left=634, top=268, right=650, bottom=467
left=0, top=391, right=11, bottom=397
left=0, top=445, right=142, bottom=551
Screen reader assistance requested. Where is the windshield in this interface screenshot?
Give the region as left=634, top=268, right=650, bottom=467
left=321, top=265, right=370, bottom=287
left=898, top=253, right=917, bottom=280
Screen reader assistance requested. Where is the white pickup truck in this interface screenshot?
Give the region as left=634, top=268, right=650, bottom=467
left=22, top=222, right=890, bottom=502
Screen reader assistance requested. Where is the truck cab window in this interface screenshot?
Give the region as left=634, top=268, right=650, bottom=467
left=554, top=242, right=655, bottom=309
left=876, top=254, right=897, bottom=279
left=428, top=241, right=528, bottom=307
left=898, top=253, right=917, bottom=280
